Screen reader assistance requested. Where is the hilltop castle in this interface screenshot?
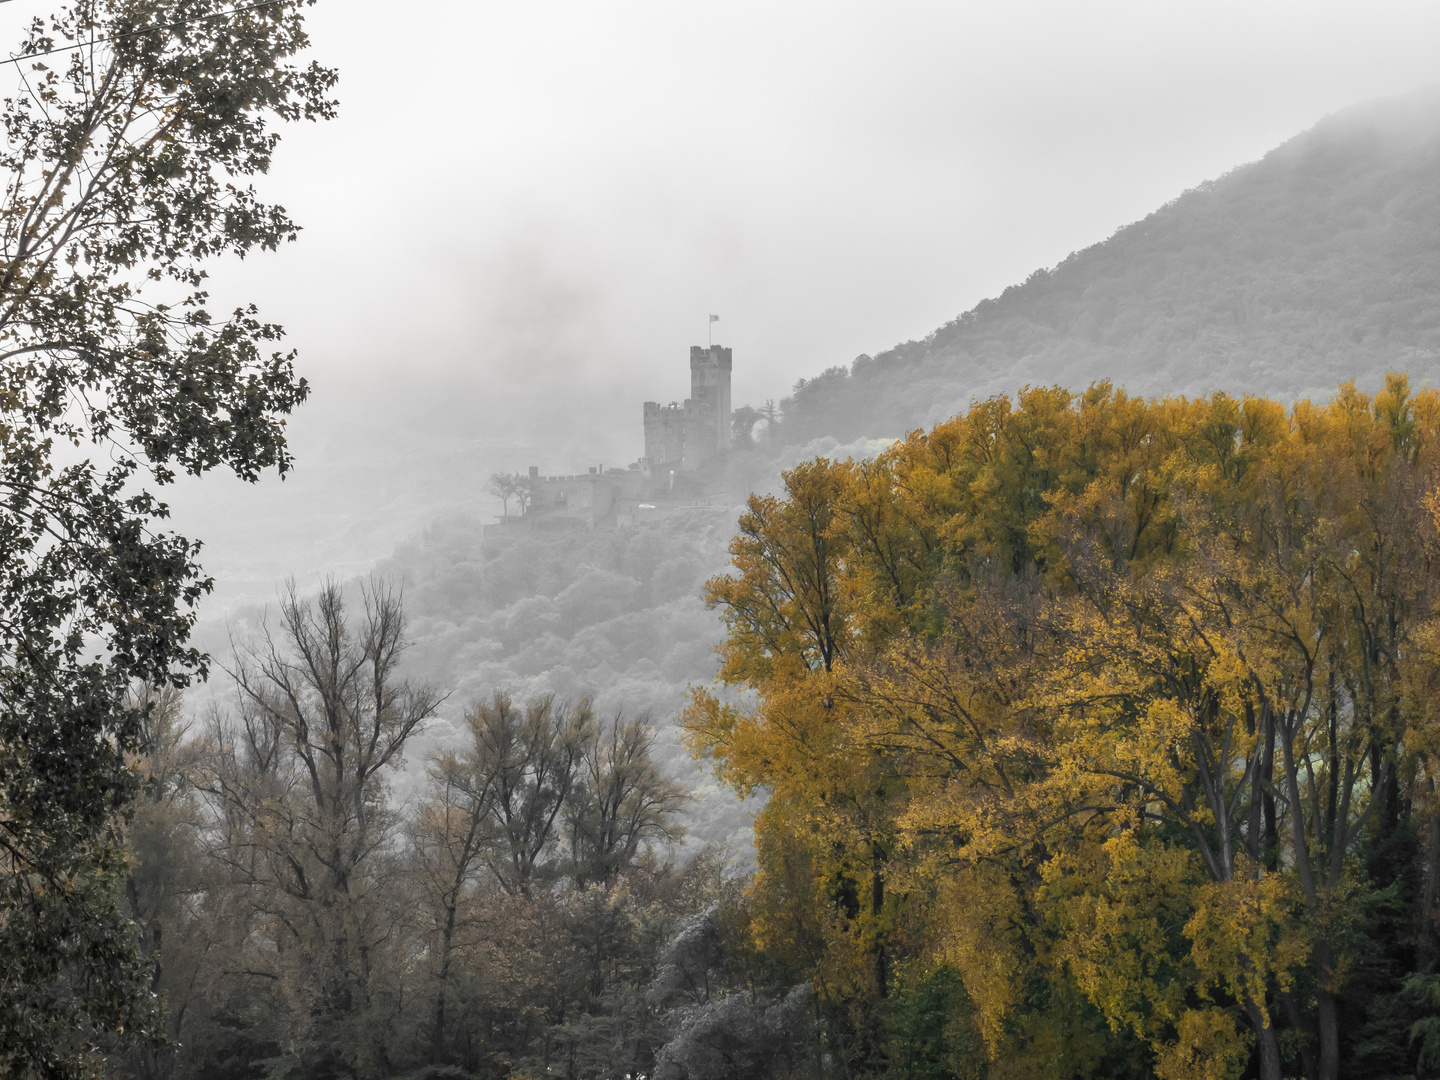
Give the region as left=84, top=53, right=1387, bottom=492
left=498, top=344, right=735, bottom=535
left=642, top=345, right=733, bottom=476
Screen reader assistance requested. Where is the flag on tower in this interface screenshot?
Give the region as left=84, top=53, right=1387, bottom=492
left=709, top=314, right=719, bottom=323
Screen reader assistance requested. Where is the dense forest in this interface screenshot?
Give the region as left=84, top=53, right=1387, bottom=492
left=777, top=89, right=1440, bottom=444
left=185, top=441, right=896, bottom=858
left=122, top=590, right=790, bottom=1080
left=117, top=373, right=1440, bottom=1080
left=116, top=507, right=792, bottom=1079
left=684, top=372, right=1440, bottom=1080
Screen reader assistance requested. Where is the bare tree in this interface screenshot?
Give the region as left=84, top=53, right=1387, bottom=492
left=469, top=693, right=591, bottom=897
left=411, top=745, right=497, bottom=1065
left=566, top=713, right=688, bottom=889
left=203, top=579, right=442, bottom=1072
left=487, top=471, right=534, bottom=517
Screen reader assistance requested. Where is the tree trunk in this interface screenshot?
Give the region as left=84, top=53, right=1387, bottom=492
left=1262, top=715, right=1279, bottom=870
left=1246, top=1000, right=1284, bottom=1080
left=432, top=993, right=448, bottom=1067
left=1316, top=982, right=1340, bottom=1080
left=431, top=904, right=458, bottom=1064
left=1279, top=988, right=1318, bottom=1080
left=871, top=850, right=887, bottom=998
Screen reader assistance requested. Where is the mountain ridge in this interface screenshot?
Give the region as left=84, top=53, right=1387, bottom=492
left=781, top=85, right=1440, bottom=442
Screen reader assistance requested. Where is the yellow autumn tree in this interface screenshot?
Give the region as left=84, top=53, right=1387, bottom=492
left=689, top=375, right=1440, bottom=1080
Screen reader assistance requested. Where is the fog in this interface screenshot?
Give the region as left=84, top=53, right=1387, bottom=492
left=8, top=6, right=1440, bottom=1071
left=219, top=0, right=1440, bottom=400
left=6, top=1, right=1440, bottom=611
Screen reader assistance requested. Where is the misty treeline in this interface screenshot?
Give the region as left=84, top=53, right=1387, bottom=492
left=686, top=374, right=1440, bottom=1080
left=118, top=582, right=804, bottom=1080
left=371, top=511, right=728, bottom=777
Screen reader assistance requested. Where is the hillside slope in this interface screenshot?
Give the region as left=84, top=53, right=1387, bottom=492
left=373, top=510, right=757, bottom=851
left=783, top=87, right=1440, bottom=441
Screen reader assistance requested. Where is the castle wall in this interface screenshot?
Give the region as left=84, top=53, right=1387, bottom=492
left=520, top=468, right=643, bottom=530
left=494, top=344, right=733, bottom=538
left=643, top=400, right=689, bottom=470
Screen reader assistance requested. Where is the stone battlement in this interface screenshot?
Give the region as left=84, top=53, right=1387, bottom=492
left=494, top=344, right=735, bottom=537
left=643, top=344, right=732, bottom=477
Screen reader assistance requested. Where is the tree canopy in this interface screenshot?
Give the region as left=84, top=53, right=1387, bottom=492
left=687, top=373, right=1440, bottom=1080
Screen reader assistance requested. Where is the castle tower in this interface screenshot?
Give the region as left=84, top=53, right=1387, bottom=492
left=689, top=345, right=732, bottom=455
left=642, top=345, right=733, bottom=476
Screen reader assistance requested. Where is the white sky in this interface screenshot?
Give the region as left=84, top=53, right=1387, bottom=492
left=221, top=0, right=1440, bottom=424
left=8, top=1, right=1440, bottom=607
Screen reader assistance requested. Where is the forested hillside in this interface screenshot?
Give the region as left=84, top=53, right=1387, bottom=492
left=780, top=88, right=1440, bottom=442
left=366, top=509, right=755, bottom=850
left=194, top=437, right=894, bottom=860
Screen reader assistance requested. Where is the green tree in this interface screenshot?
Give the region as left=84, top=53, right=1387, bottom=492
left=0, top=2, right=333, bottom=1075
left=731, top=405, right=762, bottom=450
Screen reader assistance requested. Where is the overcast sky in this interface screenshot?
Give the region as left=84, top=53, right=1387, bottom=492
left=5, top=1, right=1438, bottom=440
left=206, top=0, right=1440, bottom=427
left=9, top=1, right=1440, bottom=605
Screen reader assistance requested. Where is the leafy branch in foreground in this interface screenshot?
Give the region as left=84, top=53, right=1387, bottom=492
left=0, top=1, right=333, bottom=1075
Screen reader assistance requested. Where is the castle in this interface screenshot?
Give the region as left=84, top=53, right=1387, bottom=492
left=641, top=345, right=733, bottom=476
left=496, top=344, right=734, bottom=535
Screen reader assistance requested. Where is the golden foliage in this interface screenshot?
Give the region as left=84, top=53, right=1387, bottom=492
left=688, top=373, right=1440, bottom=1078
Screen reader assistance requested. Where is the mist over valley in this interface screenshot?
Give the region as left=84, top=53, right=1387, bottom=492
left=5, top=4, right=1440, bottom=1075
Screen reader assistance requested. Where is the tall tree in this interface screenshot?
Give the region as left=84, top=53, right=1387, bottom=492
left=412, top=737, right=497, bottom=1066
left=688, top=458, right=903, bottom=1073
left=409, top=692, right=699, bottom=1076
left=470, top=693, right=591, bottom=899
left=205, top=581, right=441, bottom=1076
left=487, top=471, right=533, bottom=517
left=0, top=1, right=333, bottom=1074
left=119, top=683, right=207, bottom=1080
